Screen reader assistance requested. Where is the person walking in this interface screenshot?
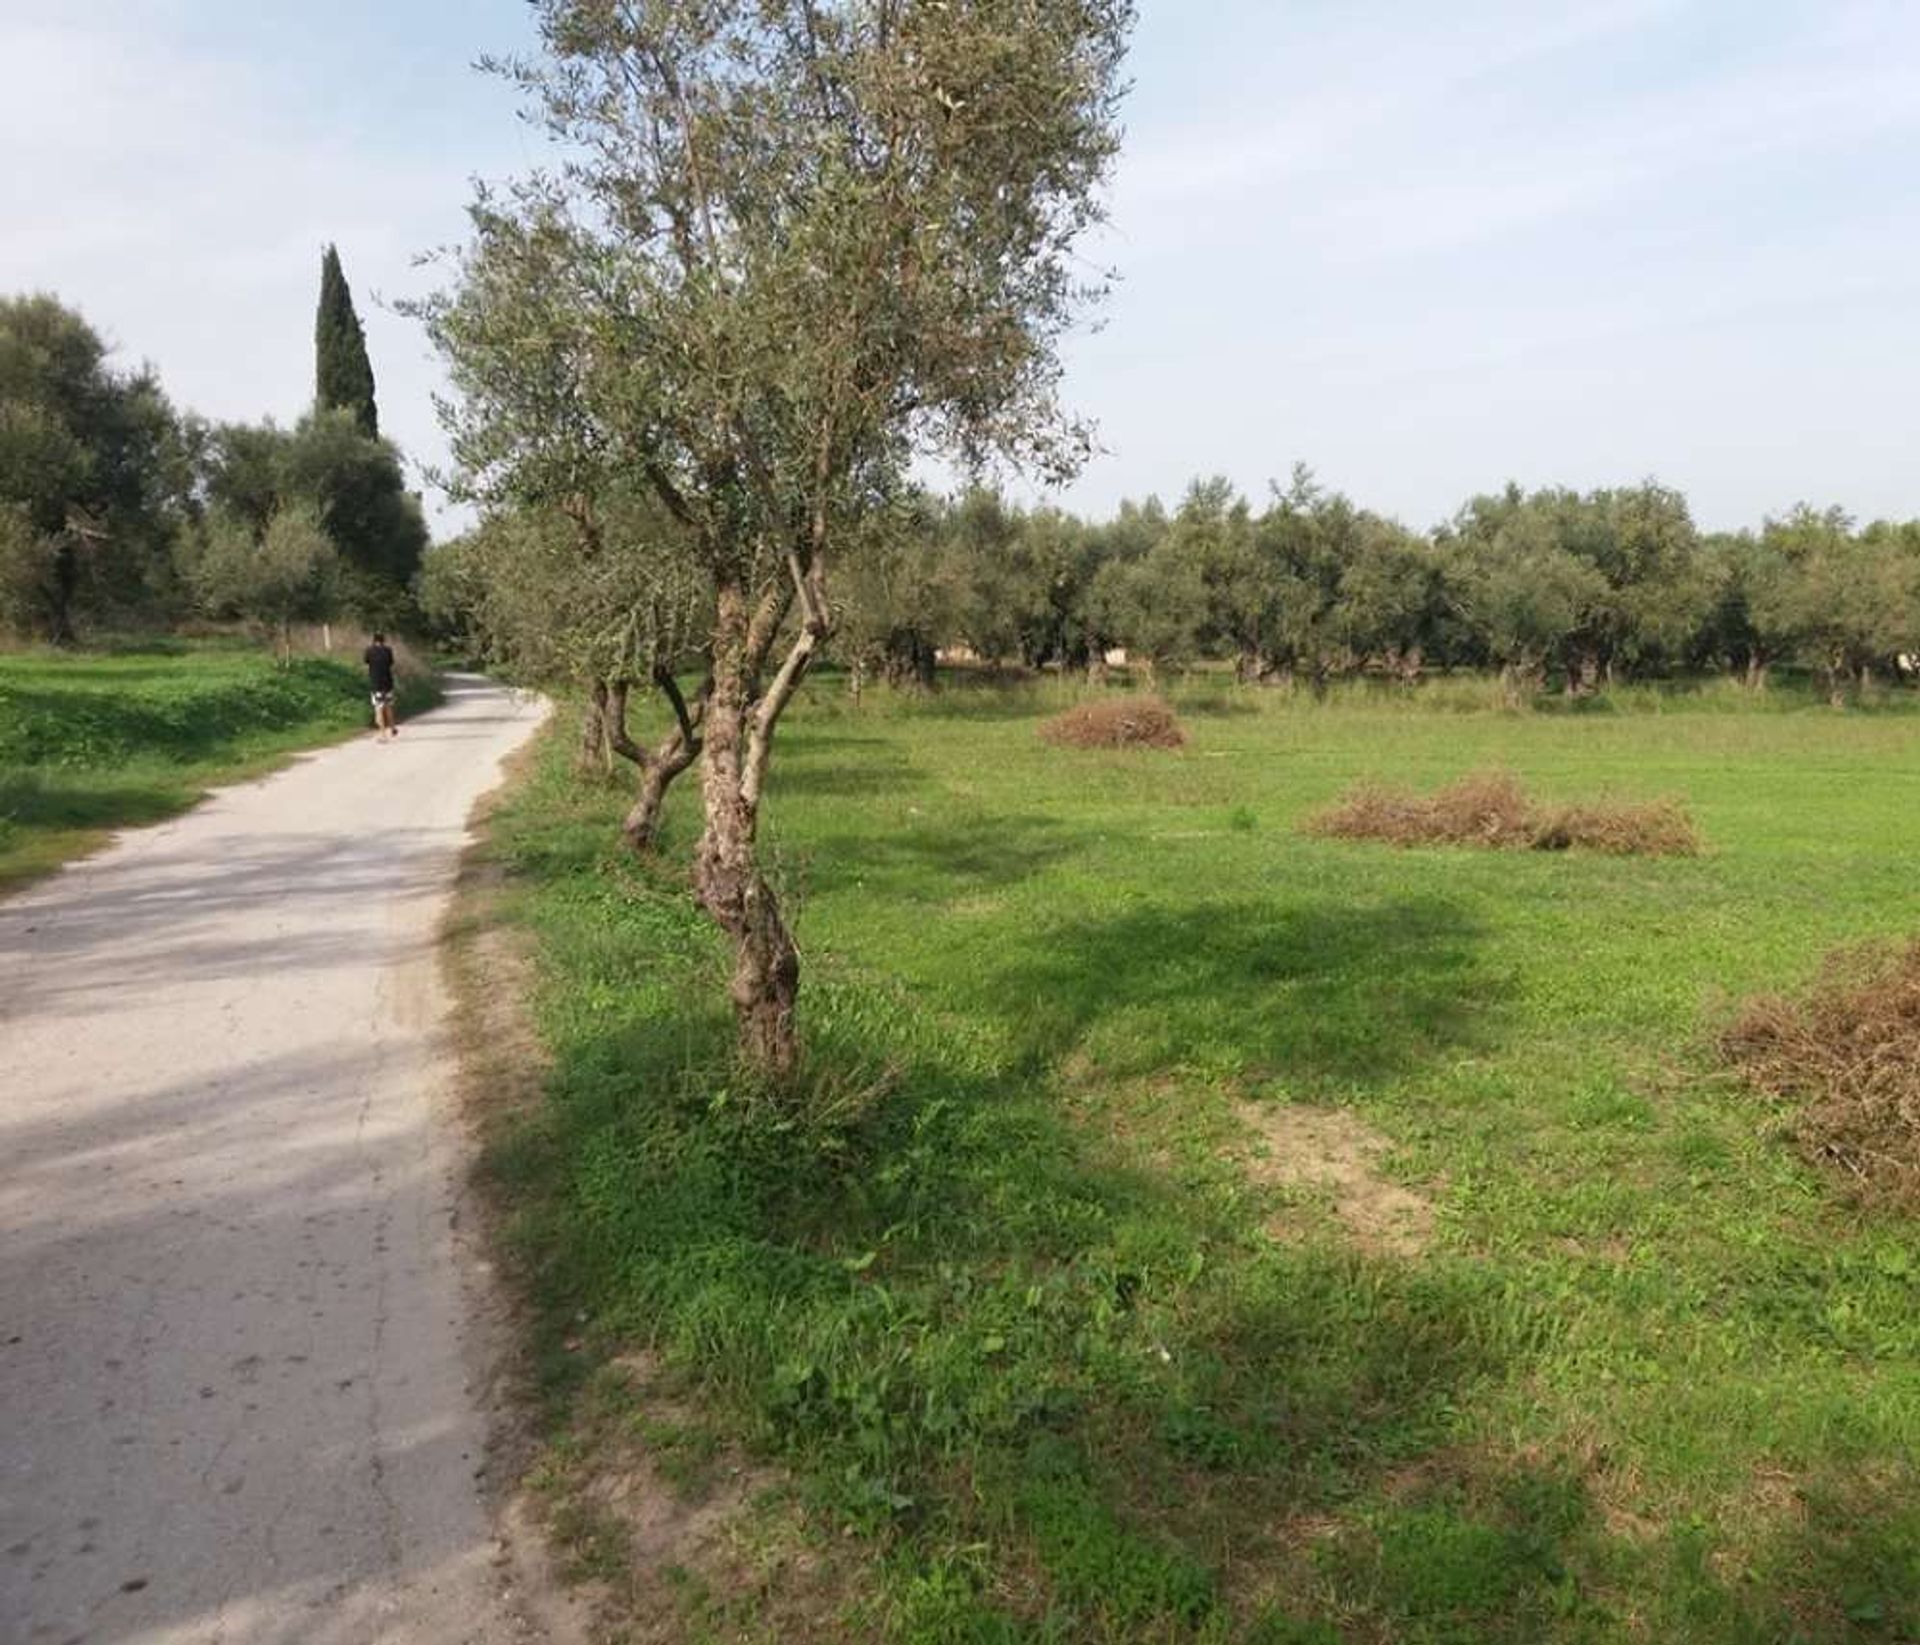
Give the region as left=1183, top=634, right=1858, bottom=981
left=364, top=632, right=399, bottom=739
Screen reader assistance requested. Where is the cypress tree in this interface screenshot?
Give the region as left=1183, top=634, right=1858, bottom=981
left=314, top=245, right=379, bottom=438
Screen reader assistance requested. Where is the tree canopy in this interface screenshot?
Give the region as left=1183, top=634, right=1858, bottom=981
left=0, top=294, right=189, bottom=642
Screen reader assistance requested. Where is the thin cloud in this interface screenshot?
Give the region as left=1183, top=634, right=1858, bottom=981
left=5, top=1, right=1919, bottom=538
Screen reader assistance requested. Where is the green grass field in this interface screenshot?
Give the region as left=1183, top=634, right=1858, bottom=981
left=474, top=675, right=1919, bottom=1643
left=0, top=641, right=440, bottom=890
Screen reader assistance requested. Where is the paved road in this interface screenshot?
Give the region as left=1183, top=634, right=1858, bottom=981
left=1, top=676, right=549, bottom=1644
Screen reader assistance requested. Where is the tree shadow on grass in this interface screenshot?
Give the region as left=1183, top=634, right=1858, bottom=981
left=0, top=769, right=191, bottom=833
left=1701, top=1466, right=1920, bottom=1644
left=1309, top=1451, right=1920, bottom=1644
left=477, top=768, right=1544, bottom=1637
left=1170, top=688, right=1263, bottom=718
left=796, top=811, right=1072, bottom=900
left=770, top=733, right=934, bottom=801
left=912, top=1230, right=1544, bottom=1635
left=492, top=876, right=1529, bottom=1634
left=977, top=895, right=1502, bottom=1093
left=515, top=991, right=1551, bottom=1638
left=897, top=682, right=1056, bottom=723
left=770, top=762, right=935, bottom=800
left=482, top=776, right=1918, bottom=1640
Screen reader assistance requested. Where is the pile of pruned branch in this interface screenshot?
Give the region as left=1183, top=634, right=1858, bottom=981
left=1722, top=941, right=1920, bottom=1207
left=1306, top=770, right=1700, bottom=857
left=1038, top=696, right=1187, bottom=751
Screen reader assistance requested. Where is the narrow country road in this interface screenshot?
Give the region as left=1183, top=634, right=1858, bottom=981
left=1, top=676, right=550, bottom=1644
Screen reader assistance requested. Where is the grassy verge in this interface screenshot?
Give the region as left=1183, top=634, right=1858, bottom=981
left=0, top=639, right=441, bottom=891
left=468, top=675, right=1919, bottom=1642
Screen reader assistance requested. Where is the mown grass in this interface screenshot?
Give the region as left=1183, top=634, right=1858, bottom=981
left=474, top=672, right=1920, bottom=1642
left=0, top=639, right=440, bottom=890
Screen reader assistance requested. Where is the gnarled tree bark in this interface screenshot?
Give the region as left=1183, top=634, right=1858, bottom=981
left=691, top=556, right=829, bottom=1082
left=579, top=679, right=612, bottom=772
left=602, top=668, right=710, bottom=853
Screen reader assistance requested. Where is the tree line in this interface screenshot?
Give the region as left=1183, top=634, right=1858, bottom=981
left=427, top=460, right=1920, bottom=805
left=0, top=248, right=426, bottom=650
left=823, top=469, right=1920, bottom=705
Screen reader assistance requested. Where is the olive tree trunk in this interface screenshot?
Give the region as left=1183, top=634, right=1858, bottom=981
left=603, top=672, right=709, bottom=854
left=579, top=679, right=612, bottom=772
left=691, top=573, right=828, bottom=1082
left=695, top=708, right=801, bottom=1076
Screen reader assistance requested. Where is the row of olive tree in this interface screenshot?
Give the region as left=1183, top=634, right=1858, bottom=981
left=1, top=262, right=428, bottom=647
left=835, top=473, right=1920, bottom=703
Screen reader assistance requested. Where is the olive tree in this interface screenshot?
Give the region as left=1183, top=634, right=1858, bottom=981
left=832, top=489, right=959, bottom=695
left=1085, top=536, right=1204, bottom=682
left=448, top=0, right=1133, bottom=1077
left=1245, top=468, right=1355, bottom=688
left=1559, top=482, right=1706, bottom=690
left=1695, top=529, right=1798, bottom=687
left=415, top=202, right=715, bottom=851
left=445, top=496, right=712, bottom=848
left=189, top=504, right=341, bottom=662
left=1441, top=487, right=1605, bottom=701
left=1756, top=505, right=1912, bottom=704
left=1334, top=513, right=1448, bottom=683
left=1086, top=479, right=1219, bottom=680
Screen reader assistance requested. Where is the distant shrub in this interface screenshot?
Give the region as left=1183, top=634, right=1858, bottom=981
left=1038, top=696, right=1187, bottom=751
left=1721, top=941, right=1920, bottom=1207
left=1307, top=769, right=1700, bottom=857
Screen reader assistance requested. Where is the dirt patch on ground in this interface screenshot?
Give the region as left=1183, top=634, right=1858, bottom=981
left=445, top=846, right=551, bottom=1134
left=1233, top=1102, right=1437, bottom=1255
left=593, top=1356, right=772, bottom=1574
left=527, top=1352, right=852, bottom=1644
left=1037, top=695, right=1187, bottom=750
left=1306, top=769, right=1701, bottom=857
left=440, top=778, right=598, bottom=1645
left=1721, top=939, right=1920, bottom=1208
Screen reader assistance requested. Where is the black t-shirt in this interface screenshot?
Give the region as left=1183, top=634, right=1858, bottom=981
left=363, top=643, right=396, bottom=694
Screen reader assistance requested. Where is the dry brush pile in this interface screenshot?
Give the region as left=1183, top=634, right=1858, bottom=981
left=1306, top=770, right=1701, bottom=857
left=1722, top=941, right=1920, bottom=1207
left=1037, top=696, right=1188, bottom=751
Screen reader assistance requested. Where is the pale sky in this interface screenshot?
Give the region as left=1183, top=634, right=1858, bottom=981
left=6, top=0, right=1920, bottom=534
